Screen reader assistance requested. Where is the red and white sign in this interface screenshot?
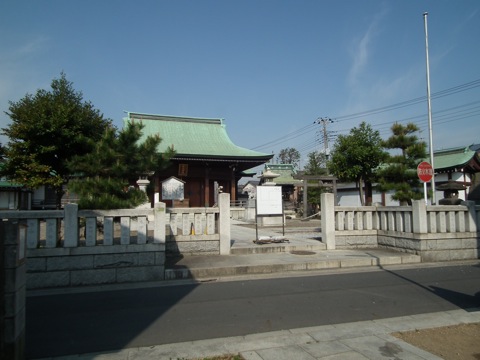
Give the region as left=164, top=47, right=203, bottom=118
left=417, top=161, right=433, bottom=182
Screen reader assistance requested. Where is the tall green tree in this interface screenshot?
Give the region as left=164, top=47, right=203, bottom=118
left=376, top=122, right=427, bottom=205
left=328, top=122, right=387, bottom=205
left=67, top=122, right=174, bottom=209
left=304, top=151, right=328, bottom=175
left=303, top=151, right=329, bottom=209
left=277, top=147, right=300, bottom=168
left=1, top=73, right=112, bottom=208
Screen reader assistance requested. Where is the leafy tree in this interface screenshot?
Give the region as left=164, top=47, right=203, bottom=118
left=328, top=122, right=387, bottom=205
left=303, top=151, right=329, bottom=209
left=376, top=122, right=427, bottom=205
left=304, top=151, right=328, bottom=175
left=67, top=122, right=174, bottom=209
left=1, top=73, right=112, bottom=208
left=277, top=147, right=300, bottom=168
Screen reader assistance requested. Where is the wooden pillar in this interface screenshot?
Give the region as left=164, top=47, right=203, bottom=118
left=230, top=168, right=236, bottom=202
left=303, top=181, right=308, bottom=217
left=204, top=167, right=210, bottom=207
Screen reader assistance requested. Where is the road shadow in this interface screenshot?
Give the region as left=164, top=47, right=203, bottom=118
left=26, top=281, right=198, bottom=359
left=368, top=252, right=480, bottom=312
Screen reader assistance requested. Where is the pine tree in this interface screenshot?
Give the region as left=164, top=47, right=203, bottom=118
left=67, top=122, right=174, bottom=209
left=377, top=123, right=427, bottom=205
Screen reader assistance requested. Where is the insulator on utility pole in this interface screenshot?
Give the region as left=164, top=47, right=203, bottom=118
left=314, top=117, right=334, bottom=159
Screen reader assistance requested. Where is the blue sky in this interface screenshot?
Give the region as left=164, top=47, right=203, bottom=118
left=1, top=1, right=479, bottom=169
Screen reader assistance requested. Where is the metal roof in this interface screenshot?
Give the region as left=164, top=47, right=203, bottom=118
left=125, top=112, right=272, bottom=161
left=262, top=164, right=303, bottom=185
left=433, top=145, right=480, bottom=172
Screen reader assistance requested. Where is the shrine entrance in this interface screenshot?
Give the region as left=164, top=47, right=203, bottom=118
left=294, top=175, right=338, bottom=218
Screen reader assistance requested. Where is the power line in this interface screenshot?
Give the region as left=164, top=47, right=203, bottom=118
left=249, top=78, right=480, bottom=157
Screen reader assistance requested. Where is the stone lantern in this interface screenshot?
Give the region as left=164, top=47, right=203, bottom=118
left=437, top=181, right=467, bottom=205
left=136, top=171, right=154, bottom=192
left=260, top=168, right=280, bottom=186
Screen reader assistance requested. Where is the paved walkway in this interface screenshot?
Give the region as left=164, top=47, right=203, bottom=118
left=33, top=220, right=480, bottom=360
left=165, top=220, right=421, bottom=281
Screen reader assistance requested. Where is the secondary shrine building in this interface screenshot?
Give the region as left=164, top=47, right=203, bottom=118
left=125, top=112, right=273, bottom=207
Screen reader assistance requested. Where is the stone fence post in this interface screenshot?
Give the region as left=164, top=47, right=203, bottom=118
left=1, top=220, right=27, bottom=360
left=463, top=200, right=478, bottom=233
left=153, top=202, right=166, bottom=244
left=219, top=193, right=231, bottom=255
left=412, top=200, right=427, bottom=234
left=321, top=193, right=335, bottom=250
left=64, top=203, right=79, bottom=247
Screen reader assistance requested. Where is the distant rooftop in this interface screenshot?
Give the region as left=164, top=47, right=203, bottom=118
left=433, top=144, right=480, bottom=172
left=263, top=164, right=303, bottom=185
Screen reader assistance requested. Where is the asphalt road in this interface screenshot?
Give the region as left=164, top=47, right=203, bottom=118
left=26, top=263, right=480, bottom=359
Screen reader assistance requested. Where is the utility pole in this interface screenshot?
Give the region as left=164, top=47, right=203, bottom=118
left=314, top=117, right=334, bottom=159
left=423, top=12, right=436, bottom=204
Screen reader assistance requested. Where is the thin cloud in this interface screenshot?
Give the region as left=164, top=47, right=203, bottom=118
left=347, top=7, right=388, bottom=88
left=348, top=28, right=372, bottom=86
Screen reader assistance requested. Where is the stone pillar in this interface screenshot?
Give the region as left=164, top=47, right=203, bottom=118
left=64, top=203, right=79, bottom=247
left=463, top=201, right=478, bottom=233
left=303, top=181, right=308, bottom=217
left=153, top=202, right=166, bottom=244
left=412, top=200, right=427, bottom=234
left=321, top=193, right=335, bottom=250
left=219, top=193, right=231, bottom=255
left=1, top=220, right=26, bottom=360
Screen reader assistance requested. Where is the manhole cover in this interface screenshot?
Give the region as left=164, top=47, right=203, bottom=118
left=290, top=250, right=316, bottom=255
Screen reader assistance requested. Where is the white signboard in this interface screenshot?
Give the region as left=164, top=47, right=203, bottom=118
left=256, top=186, right=283, bottom=215
left=162, top=177, right=185, bottom=200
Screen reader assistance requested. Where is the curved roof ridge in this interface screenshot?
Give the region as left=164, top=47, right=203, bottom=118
left=127, top=112, right=224, bottom=125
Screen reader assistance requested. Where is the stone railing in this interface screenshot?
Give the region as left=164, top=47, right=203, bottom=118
left=321, top=193, right=479, bottom=262
left=165, top=194, right=231, bottom=255
left=0, top=193, right=231, bottom=289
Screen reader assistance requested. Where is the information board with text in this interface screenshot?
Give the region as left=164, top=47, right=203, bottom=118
left=256, top=186, right=283, bottom=215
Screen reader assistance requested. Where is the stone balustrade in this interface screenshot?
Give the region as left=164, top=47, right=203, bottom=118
left=322, top=193, right=479, bottom=261
left=0, top=193, right=231, bottom=289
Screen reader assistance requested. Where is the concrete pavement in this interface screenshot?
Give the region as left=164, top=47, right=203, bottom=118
left=31, top=219, right=480, bottom=360
left=165, top=219, right=421, bottom=281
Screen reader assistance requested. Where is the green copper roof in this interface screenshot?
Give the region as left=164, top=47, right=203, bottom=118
left=0, top=180, right=23, bottom=188
left=432, top=146, right=477, bottom=170
left=125, top=112, right=272, bottom=160
left=263, top=164, right=303, bottom=185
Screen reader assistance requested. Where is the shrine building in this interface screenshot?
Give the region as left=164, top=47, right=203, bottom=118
left=125, top=112, right=273, bottom=207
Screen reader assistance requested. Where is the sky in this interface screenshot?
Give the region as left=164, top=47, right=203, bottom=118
left=1, top=0, right=479, bottom=171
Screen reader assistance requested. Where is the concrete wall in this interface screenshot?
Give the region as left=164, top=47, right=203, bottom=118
left=1, top=220, right=26, bottom=360
left=26, top=244, right=166, bottom=289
